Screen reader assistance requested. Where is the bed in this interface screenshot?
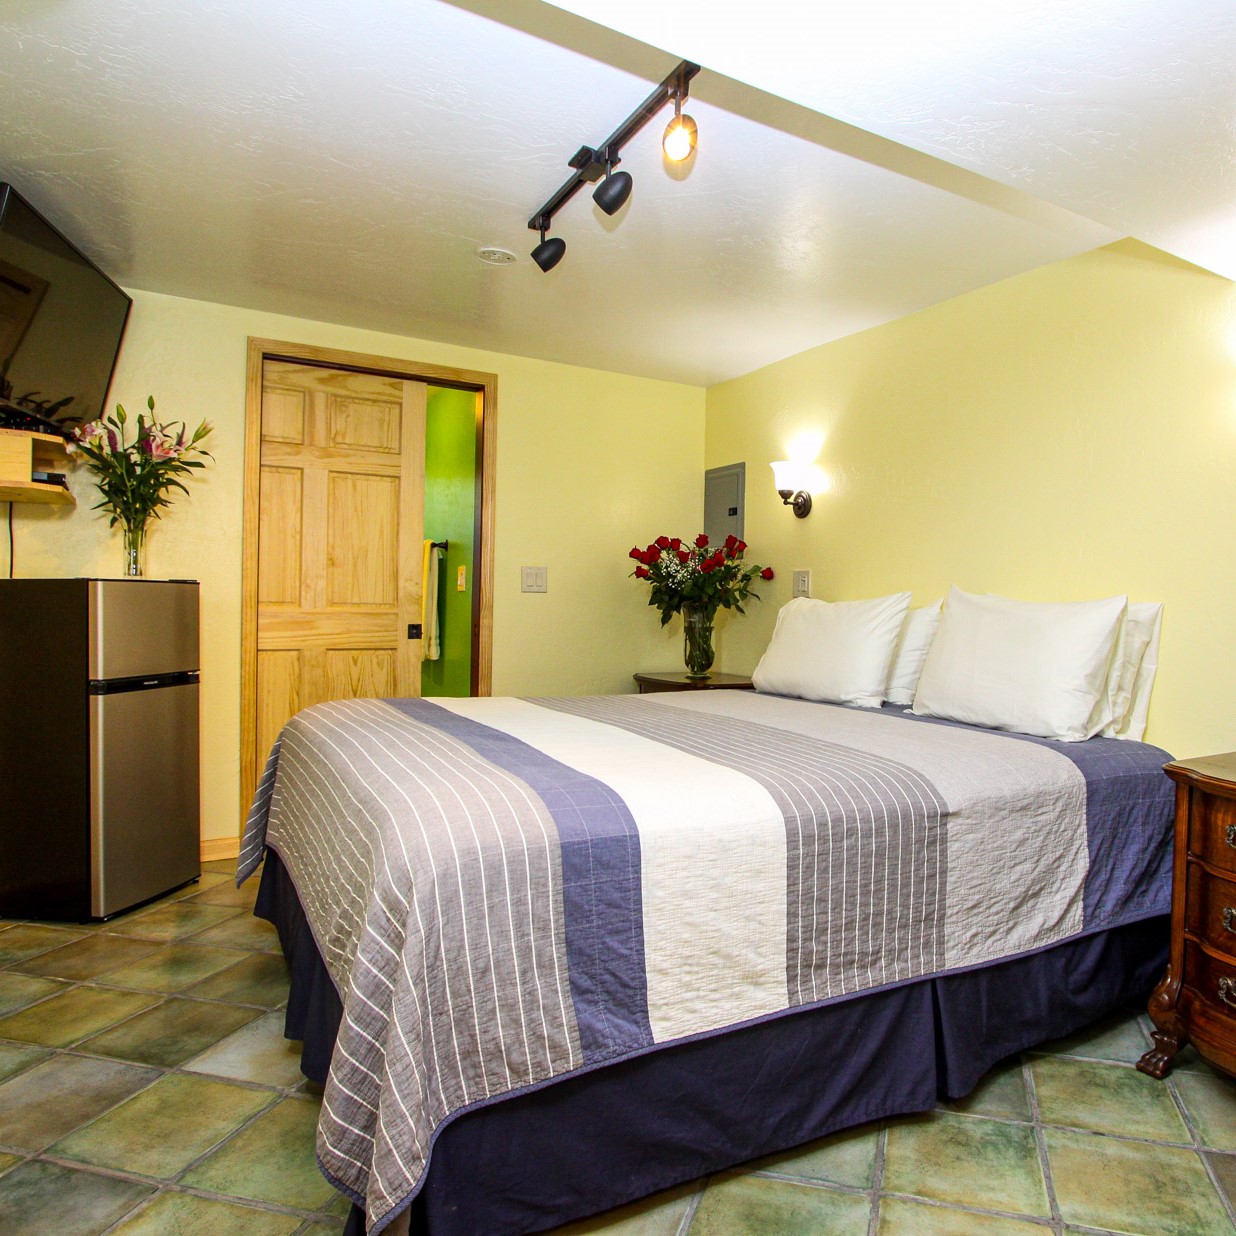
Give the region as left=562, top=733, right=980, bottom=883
left=238, top=688, right=1174, bottom=1235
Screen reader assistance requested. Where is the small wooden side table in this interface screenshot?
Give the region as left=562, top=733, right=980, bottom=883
left=633, top=671, right=755, bottom=695
left=1138, top=752, right=1236, bottom=1080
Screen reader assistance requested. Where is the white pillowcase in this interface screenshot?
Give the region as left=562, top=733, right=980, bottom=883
left=885, top=601, right=942, bottom=706
left=1101, top=602, right=1163, bottom=742
left=753, top=593, right=912, bottom=707
left=911, top=587, right=1127, bottom=742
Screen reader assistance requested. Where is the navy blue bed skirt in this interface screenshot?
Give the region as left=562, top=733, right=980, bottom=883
left=255, top=850, right=1167, bottom=1236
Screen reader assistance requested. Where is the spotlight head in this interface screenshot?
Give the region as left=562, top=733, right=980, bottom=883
left=531, top=234, right=566, bottom=272
left=593, top=170, right=633, bottom=216
left=663, top=111, right=697, bottom=162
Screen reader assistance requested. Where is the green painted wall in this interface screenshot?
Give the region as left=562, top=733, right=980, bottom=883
left=422, top=386, right=476, bottom=696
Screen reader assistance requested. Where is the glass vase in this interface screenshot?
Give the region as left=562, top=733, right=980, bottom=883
left=121, top=520, right=147, bottom=578
left=682, top=605, right=716, bottom=678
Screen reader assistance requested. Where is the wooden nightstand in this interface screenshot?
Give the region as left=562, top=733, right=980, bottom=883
left=633, top=671, right=755, bottom=695
left=1139, top=753, right=1236, bottom=1079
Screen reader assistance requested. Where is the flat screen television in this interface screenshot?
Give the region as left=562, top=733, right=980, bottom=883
left=0, top=182, right=131, bottom=438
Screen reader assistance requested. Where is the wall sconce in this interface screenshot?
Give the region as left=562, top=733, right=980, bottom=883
left=771, top=461, right=813, bottom=518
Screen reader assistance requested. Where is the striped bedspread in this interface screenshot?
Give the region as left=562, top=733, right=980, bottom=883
left=237, top=690, right=1173, bottom=1232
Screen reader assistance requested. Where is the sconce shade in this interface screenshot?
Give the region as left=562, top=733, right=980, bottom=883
left=771, top=460, right=813, bottom=518
left=770, top=460, right=800, bottom=492
left=531, top=235, right=566, bottom=272
left=593, top=170, right=633, bottom=215
left=663, top=112, right=698, bottom=162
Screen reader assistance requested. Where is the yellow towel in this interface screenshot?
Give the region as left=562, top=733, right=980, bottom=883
left=421, top=541, right=443, bottom=660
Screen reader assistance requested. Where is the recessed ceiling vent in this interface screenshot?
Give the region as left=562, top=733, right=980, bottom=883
left=476, top=247, right=517, bottom=265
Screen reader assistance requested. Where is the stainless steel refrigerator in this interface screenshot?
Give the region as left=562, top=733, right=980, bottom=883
left=0, top=578, right=200, bottom=919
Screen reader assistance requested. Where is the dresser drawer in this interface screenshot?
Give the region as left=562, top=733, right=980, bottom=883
left=1186, top=863, right=1236, bottom=958
left=1190, top=788, right=1236, bottom=875
left=1184, top=939, right=1236, bottom=1017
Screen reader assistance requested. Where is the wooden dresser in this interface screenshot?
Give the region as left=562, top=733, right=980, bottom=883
left=1138, top=752, right=1236, bottom=1079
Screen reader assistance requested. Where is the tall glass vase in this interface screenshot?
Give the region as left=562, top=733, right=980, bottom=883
left=682, top=604, right=716, bottom=679
left=121, top=519, right=147, bottom=578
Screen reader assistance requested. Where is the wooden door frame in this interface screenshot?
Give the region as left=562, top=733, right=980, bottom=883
left=239, top=337, right=497, bottom=826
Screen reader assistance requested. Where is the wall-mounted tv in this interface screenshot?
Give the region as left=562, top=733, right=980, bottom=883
left=0, top=182, right=131, bottom=438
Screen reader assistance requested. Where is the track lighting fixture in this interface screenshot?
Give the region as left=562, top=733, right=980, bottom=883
left=527, top=60, right=699, bottom=272
left=662, top=93, right=698, bottom=163
left=530, top=220, right=566, bottom=273
left=592, top=150, right=633, bottom=216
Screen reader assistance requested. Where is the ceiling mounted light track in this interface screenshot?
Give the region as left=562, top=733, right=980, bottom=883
left=527, top=59, right=700, bottom=272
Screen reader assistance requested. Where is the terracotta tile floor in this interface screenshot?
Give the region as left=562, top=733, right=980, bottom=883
left=0, top=864, right=1233, bottom=1235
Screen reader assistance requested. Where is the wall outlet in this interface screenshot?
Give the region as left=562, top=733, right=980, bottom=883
left=792, top=569, right=811, bottom=598
left=521, top=566, right=547, bottom=593
left=457, top=565, right=467, bottom=592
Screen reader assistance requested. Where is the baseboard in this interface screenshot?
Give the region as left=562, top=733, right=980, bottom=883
left=200, top=835, right=241, bottom=863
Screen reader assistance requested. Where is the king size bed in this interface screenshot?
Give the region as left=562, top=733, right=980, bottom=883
left=238, top=686, right=1173, bottom=1235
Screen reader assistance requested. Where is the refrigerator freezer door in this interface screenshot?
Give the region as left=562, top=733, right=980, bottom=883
left=89, top=580, right=200, bottom=680
left=89, top=681, right=200, bottom=917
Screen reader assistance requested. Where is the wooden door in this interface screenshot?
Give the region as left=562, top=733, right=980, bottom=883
left=254, top=360, right=425, bottom=768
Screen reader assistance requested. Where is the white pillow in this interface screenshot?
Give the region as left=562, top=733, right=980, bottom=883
left=886, top=601, right=942, bottom=706
left=753, top=593, right=912, bottom=707
left=911, top=587, right=1127, bottom=742
left=1102, top=602, right=1163, bottom=741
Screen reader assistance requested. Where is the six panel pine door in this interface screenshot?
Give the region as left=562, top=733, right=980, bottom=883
left=255, top=360, right=425, bottom=770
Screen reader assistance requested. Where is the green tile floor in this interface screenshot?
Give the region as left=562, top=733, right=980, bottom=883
left=0, top=863, right=1231, bottom=1234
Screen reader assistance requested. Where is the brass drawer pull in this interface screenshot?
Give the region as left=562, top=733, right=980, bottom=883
left=1220, top=977, right=1236, bottom=1009
left=1226, top=907, right=1236, bottom=934
left=1227, top=824, right=1236, bottom=849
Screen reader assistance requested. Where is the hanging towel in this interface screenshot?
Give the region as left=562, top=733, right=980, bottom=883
left=421, top=540, right=444, bottom=661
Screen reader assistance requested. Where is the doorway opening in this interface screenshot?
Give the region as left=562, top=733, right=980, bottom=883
left=423, top=386, right=478, bottom=698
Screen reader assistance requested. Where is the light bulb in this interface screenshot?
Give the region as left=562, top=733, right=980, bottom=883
left=662, top=112, right=697, bottom=163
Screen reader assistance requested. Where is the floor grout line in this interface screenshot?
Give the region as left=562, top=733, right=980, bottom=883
left=866, top=1121, right=887, bottom=1236
left=1022, top=1053, right=1064, bottom=1235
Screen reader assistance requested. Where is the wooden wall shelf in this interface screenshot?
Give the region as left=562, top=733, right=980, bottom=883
left=0, top=429, right=74, bottom=505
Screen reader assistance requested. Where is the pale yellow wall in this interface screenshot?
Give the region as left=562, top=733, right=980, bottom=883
left=11, top=290, right=704, bottom=842
left=706, top=240, right=1236, bottom=758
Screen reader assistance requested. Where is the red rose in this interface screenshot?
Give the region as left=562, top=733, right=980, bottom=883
left=760, top=567, right=774, bottom=580
left=634, top=566, right=650, bottom=579
left=735, top=540, right=747, bottom=553
left=642, top=548, right=659, bottom=565
left=655, top=535, right=670, bottom=550
left=695, top=533, right=709, bottom=548
left=628, top=547, right=642, bottom=561
left=724, top=534, right=738, bottom=549
left=677, top=550, right=690, bottom=563
left=670, top=538, right=682, bottom=550
left=701, top=557, right=716, bottom=572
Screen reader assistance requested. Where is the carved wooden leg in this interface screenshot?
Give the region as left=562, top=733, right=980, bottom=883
left=1138, top=964, right=1187, bottom=1079
left=1137, top=1026, right=1187, bottom=1079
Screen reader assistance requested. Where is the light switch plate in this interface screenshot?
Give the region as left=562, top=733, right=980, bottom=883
left=521, top=566, right=547, bottom=593
left=792, top=569, right=811, bottom=598
left=457, top=565, right=467, bottom=592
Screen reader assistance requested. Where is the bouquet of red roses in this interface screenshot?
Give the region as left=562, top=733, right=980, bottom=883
left=627, top=532, right=774, bottom=625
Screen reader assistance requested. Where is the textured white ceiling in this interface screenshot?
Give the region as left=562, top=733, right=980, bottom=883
left=546, top=0, right=1236, bottom=281
left=3, top=0, right=1215, bottom=386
